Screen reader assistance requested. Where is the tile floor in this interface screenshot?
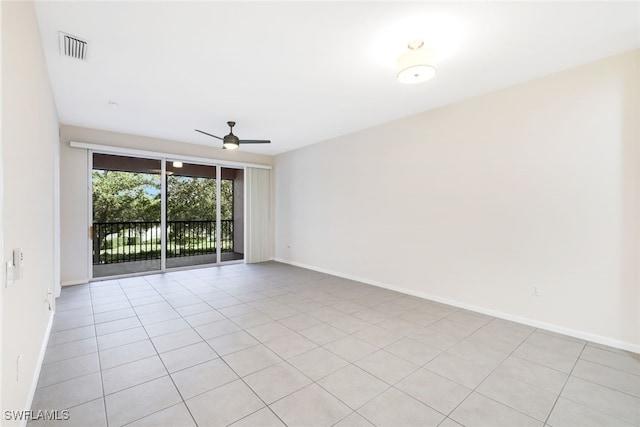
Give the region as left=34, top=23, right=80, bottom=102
left=29, top=262, right=640, bottom=427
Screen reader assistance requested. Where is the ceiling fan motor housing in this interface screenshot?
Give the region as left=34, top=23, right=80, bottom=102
left=224, top=134, right=239, bottom=145
left=222, top=132, right=240, bottom=149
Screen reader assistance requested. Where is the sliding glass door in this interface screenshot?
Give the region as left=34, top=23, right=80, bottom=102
left=92, top=154, right=162, bottom=277
left=166, top=161, right=217, bottom=269
left=91, top=154, right=244, bottom=278
left=221, top=167, right=244, bottom=262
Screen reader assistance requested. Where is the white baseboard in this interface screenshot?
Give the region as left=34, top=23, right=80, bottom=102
left=273, top=258, right=640, bottom=354
left=21, top=310, right=55, bottom=427
left=61, top=279, right=89, bottom=287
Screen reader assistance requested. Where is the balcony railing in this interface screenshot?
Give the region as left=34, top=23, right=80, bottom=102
left=93, top=220, right=234, bottom=265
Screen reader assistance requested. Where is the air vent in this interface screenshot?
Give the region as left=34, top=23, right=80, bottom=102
left=59, top=32, right=88, bottom=61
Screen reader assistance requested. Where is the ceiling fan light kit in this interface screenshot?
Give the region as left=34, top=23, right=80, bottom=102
left=223, top=138, right=239, bottom=150
left=223, top=140, right=239, bottom=150
left=397, top=40, right=437, bottom=84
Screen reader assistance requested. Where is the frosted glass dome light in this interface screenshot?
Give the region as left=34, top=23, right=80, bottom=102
left=396, top=40, right=437, bottom=84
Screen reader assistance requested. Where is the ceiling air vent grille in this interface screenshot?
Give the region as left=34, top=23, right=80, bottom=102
left=59, top=32, right=88, bottom=61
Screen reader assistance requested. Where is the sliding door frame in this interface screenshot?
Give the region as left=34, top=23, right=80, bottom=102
left=215, top=165, right=222, bottom=265
left=161, top=159, right=167, bottom=271
left=87, top=150, right=93, bottom=280
left=88, top=150, right=165, bottom=279
left=83, top=142, right=270, bottom=280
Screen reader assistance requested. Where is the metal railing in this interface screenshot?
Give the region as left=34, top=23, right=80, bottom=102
left=92, top=220, right=234, bottom=265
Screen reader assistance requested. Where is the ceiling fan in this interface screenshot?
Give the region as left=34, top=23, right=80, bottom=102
left=195, top=121, right=271, bottom=150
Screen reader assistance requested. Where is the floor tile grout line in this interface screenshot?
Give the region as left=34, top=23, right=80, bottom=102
left=88, top=278, right=110, bottom=427
left=120, top=270, right=250, bottom=424
left=546, top=340, right=639, bottom=425
left=542, top=340, right=588, bottom=426
left=160, top=273, right=284, bottom=425
left=45, top=325, right=97, bottom=348
left=477, top=325, right=635, bottom=426
left=39, top=264, right=640, bottom=427
left=110, top=274, right=199, bottom=427
left=99, top=277, right=153, bottom=426
left=164, top=275, right=293, bottom=427
left=576, top=352, right=640, bottom=379
left=567, top=366, right=640, bottom=400
left=227, top=340, right=353, bottom=426
left=197, top=273, right=383, bottom=423
left=33, top=353, right=102, bottom=390
left=441, top=324, right=539, bottom=423
left=98, top=274, right=392, bottom=414
left=248, top=312, right=446, bottom=427
left=508, top=336, right=640, bottom=396
left=555, top=395, right=638, bottom=426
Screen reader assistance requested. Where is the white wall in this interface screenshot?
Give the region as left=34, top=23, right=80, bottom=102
left=0, top=0, right=4, bottom=416
left=59, top=125, right=273, bottom=285
left=2, top=0, right=59, bottom=421
left=275, top=50, right=640, bottom=351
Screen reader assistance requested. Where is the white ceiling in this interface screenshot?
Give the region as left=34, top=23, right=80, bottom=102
left=35, top=1, right=639, bottom=155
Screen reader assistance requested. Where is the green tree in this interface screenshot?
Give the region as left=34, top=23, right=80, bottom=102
left=92, top=170, right=236, bottom=263
left=220, top=179, right=234, bottom=220
left=92, top=170, right=161, bottom=263
left=167, top=177, right=234, bottom=220
left=92, top=170, right=161, bottom=222
left=167, top=176, right=215, bottom=220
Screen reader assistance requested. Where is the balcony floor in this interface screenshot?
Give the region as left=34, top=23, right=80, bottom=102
left=93, top=252, right=244, bottom=278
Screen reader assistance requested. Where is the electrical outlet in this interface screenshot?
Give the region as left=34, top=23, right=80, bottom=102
left=45, top=288, right=53, bottom=311
left=531, top=285, right=541, bottom=297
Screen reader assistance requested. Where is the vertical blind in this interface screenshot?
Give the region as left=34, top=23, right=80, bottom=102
left=245, top=167, right=271, bottom=263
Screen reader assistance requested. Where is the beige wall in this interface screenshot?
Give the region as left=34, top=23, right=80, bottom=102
left=59, top=125, right=273, bottom=285
left=2, top=0, right=59, bottom=420
left=0, top=0, right=4, bottom=415
left=275, top=50, right=640, bottom=351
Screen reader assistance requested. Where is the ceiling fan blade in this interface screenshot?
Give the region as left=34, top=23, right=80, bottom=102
left=239, top=139, right=271, bottom=144
left=195, top=129, right=223, bottom=140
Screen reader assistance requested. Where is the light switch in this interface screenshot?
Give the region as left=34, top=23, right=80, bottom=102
left=6, top=260, right=14, bottom=287
left=13, top=248, right=23, bottom=280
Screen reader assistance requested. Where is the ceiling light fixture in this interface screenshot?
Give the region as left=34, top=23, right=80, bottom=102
left=222, top=135, right=239, bottom=150
left=396, top=40, right=437, bottom=84
left=172, top=161, right=183, bottom=168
